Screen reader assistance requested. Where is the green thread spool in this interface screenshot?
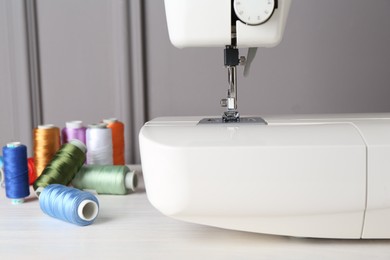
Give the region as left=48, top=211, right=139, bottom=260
left=33, top=140, right=86, bottom=196
left=72, top=165, right=137, bottom=195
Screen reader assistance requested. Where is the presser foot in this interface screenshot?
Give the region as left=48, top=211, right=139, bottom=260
left=222, top=110, right=240, bottom=122
left=198, top=116, right=267, bottom=125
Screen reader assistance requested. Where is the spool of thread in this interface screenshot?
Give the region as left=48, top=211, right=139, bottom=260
left=61, top=120, right=87, bottom=145
left=0, top=168, right=3, bottom=188
left=39, top=184, right=99, bottom=226
left=72, top=165, right=137, bottom=195
left=33, top=140, right=86, bottom=195
left=0, top=156, right=4, bottom=187
left=33, top=125, right=61, bottom=177
left=103, top=118, right=125, bottom=165
left=27, top=157, right=37, bottom=185
left=2, top=142, right=30, bottom=204
left=86, top=124, right=113, bottom=165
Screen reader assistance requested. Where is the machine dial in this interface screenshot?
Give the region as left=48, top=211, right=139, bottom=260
left=234, top=0, right=276, bottom=25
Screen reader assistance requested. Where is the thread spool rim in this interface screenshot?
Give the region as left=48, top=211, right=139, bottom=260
left=6, top=142, right=21, bottom=148
left=125, top=170, right=138, bottom=191
left=88, top=123, right=107, bottom=129
left=103, top=118, right=118, bottom=124
left=69, top=139, right=87, bottom=154
left=12, top=198, right=25, bottom=205
left=38, top=124, right=55, bottom=129
left=66, top=121, right=83, bottom=129
left=78, top=199, right=99, bottom=221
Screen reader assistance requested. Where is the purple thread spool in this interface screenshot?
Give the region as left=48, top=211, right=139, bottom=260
left=62, top=121, right=87, bottom=145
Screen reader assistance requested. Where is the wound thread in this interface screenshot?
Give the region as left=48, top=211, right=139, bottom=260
left=39, top=184, right=99, bottom=226
left=104, top=118, right=125, bottom=165
left=33, top=140, right=86, bottom=195
left=61, top=120, right=87, bottom=145
left=86, top=124, right=113, bottom=165
left=72, top=165, right=137, bottom=195
left=2, top=143, right=30, bottom=204
left=33, top=125, right=61, bottom=177
left=27, top=157, right=37, bottom=185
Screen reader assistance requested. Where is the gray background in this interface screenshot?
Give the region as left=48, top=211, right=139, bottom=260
left=1, top=0, right=390, bottom=163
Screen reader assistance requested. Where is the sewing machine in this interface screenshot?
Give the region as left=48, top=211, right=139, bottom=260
left=139, top=0, right=390, bottom=239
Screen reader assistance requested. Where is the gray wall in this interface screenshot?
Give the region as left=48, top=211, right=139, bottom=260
left=145, top=0, right=390, bottom=118
left=0, top=0, right=33, bottom=151
left=1, top=0, right=390, bottom=162
left=0, top=0, right=146, bottom=162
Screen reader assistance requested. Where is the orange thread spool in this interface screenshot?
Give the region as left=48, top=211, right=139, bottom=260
left=33, top=125, right=61, bottom=177
left=27, top=157, right=37, bottom=185
left=104, top=118, right=125, bottom=165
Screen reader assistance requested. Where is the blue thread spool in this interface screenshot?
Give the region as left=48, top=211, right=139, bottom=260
left=2, top=142, right=30, bottom=204
left=39, top=184, right=99, bottom=226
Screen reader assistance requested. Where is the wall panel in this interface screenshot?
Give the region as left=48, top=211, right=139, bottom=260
left=0, top=0, right=33, bottom=155
left=36, top=0, right=136, bottom=162
left=144, top=0, right=390, bottom=119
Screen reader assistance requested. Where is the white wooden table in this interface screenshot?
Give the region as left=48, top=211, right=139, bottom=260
left=1, top=165, right=390, bottom=259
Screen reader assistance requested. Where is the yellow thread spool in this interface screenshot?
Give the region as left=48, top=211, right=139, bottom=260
left=33, top=124, right=61, bottom=177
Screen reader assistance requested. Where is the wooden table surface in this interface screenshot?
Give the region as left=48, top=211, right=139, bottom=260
left=1, top=165, right=390, bottom=259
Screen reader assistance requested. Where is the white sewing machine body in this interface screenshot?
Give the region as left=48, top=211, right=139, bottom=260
left=164, top=0, right=291, bottom=48
left=139, top=114, right=390, bottom=239
left=139, top=0, right=390, bottom=239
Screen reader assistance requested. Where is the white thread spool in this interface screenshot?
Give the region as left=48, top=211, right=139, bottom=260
left=86, top=124, right=113, bottom=165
